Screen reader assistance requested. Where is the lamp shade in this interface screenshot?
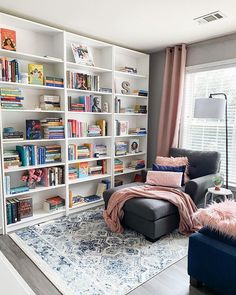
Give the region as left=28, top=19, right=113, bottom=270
left=194, top=98, right=226, bottom=119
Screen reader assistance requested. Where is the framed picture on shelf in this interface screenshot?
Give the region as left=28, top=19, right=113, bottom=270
left=71, top=43, right=94, bottom=66
left=1, top=28, right=16, bottom=51
left=75, top=73, right=87, bottom=90
left=120, top=121, right=129, bottom=136
left=129, top=139, right=139, bottom=153
left=92, top=95, right=102, bottom=112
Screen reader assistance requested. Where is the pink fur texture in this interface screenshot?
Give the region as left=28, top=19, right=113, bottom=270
left=194, top=200, right=236, bottom=238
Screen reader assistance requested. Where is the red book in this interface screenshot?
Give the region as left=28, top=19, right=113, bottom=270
left=1, top=28, right=16, bottom=51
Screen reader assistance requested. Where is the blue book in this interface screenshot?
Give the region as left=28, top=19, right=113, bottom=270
left=10, top=186, right=29, bottom=195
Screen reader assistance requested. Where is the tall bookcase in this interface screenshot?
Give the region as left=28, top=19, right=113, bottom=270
left=0, top=12, right=149, bottom=233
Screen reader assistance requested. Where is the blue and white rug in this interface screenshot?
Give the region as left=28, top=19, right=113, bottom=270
left=11, top=207, right=188, bottom=295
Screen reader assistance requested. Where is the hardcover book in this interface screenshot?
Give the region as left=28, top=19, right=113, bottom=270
left=26, top=120, right=42, bottom=140
left=78, top=162, right=89, bottom=178
left=19, top=197, right=33, bottom=219
left=71, top=43, right=94, bottom=66
left=1, top=28, right=16, bottom=51
left=28, top=64, right=44, bottom=85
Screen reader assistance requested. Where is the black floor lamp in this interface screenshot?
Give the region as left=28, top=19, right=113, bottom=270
left=194, top=93, right=228, bottom=189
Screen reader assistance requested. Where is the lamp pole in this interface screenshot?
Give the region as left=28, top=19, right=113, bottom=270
left=209, top=93, right=228, bottom=189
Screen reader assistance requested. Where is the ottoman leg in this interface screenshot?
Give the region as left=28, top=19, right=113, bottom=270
left=190, top=276, right=202, bottom=288
left=145, top=236, right=160, bottom=243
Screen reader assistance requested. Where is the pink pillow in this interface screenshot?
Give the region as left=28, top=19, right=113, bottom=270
left=145, top=171, right=182, bottom=188
left=155, top=156, right=189, bottom=183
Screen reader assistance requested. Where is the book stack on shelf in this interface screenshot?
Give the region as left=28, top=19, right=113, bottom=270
left=115, top=141, right=128, bottom=156
left=0, top=87, right=24, bottom=109
left=16, top=144, right=61, bottom=166
left=44, top=77, right=64, bottom=88
left=115, top=120, right=129, bottom=136
left=43, top=196, right=65, bottom=212
left=114, top=179, right=123, bottom=187
left=68, top=145, right=90, bottom=160
left=26, top=120, right=42, bottom=140
left=0, top=57, right=20, bottom=82
left=134, top=105, right=147, bottom=114
left=128, top=159, right=145, bottom=170
left=4, top=150, right=21, bottom=169
left=68, top=119, right=88, bottom=137
left=68, top=95, right=102, bottom=112
left=66, top=71, right=100, bottom=91
left=5, top=182, right=29, bottom=196
left=94, top=144, right=107, bottom=156
left=87, top=125, right=101, bottom=137
left=6, top=196, right=32, bottom=225
left=132, top=89, right=148, bottom=97
left=40, top=95, right=61, bottom=111
left=129, top=127, right=147, bottom=135
left=119, top=66, right=137, bottom=74
left=114, top=159, right=124, bottom=174
left=41, top=118, right=64, bottom=139
left=3, top=127, right=23, bottom=141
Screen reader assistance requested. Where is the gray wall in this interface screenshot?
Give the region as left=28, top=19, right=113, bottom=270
left=148, top=33, right=236, bottom=166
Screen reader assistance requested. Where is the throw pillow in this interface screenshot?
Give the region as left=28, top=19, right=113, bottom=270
left=145, top=171, right=183, bottom=188
left=152, top=164, right=186, bottom=186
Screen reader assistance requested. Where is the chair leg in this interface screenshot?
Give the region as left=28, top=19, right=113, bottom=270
left=190, top=276, right=202, bottom=288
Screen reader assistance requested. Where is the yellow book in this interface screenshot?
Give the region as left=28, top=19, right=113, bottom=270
left=96, top=120, right=106, bottom=136
left=28, top=64, right=44, bottom=85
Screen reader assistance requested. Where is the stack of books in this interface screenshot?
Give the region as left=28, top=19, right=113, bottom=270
left=41, top=118, right=64, bottom=139
left=6, top=196, right=33, bottom=224
left=4, top=150, right=21, bottom=169
left=45, top=76, right=64, bottom=88
left=68, top=145, right=90, bottom=161
left=128, top=159, right=145, bottom=170
left=94, top=144, right=107, bottom=156
left=0, top=57, right=20, bottom=82
left=119, top=66, right=137, bottom=74
left=115, top=141, right=128, bottom=156
left=114, top=159, right=124, bottom=174
left=0, top=88, right=24, bottom=109
left=8, top=185, right=29, bottom=195
left=66, top=71, right=100, bottom=91
left=132, top=90, right=148, bottom=97
left=15, top=145, right=61, bottom=166
left=43, top=196, right=65, bottom=212
left=129, top=127, right=147, bottom=135
left=69, top=166, right=78, bottom=180
left=134, top=105, right=147, bottom=114
left=120, top=107, right=135, bottom=113
left=40, top=95, right=61, bottom=111
left=40, top=166, right=64, bottom=186
left=68, top=95, right=102, bottom=112
left=26, top=120, right=42, bottom=140
left=67, top=120, right=88, bottom=137
left=88, top=125, right=101, bottom=137
left=3, top=127, right=24, bottom=141
left=89, top=166, right=103, bottom=175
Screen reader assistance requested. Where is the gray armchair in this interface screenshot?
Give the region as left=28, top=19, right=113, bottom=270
left=103, top=148, right=221, bottom=241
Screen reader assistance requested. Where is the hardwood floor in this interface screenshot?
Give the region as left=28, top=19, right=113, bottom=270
left=0, top=235, right=216, bottom=295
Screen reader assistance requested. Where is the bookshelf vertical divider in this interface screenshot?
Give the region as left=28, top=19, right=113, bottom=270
left=0, top=12, right=149, bottom=233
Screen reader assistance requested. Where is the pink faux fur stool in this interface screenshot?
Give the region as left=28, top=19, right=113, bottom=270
left=194, top=199, right=236, bottom=238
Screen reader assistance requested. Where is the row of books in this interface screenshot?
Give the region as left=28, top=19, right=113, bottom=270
left=40, top=95, right=61, bottom=111
left=68, top=143, right=107, bottom=160
left=67, top=119, right=107, bottom=137
left=0, top=58, right=20, bottom=82
left=68, top=95, right=102, bottom=112
left=66, top=71, right=100, bottom=91
left=0, top=87, right=24, bottom=109
left=114, top=159, right=123, bottom=173
left=69, top=160, right=106, bottom=179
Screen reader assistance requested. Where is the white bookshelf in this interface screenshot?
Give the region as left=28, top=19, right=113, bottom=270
left=0, top=12, right=149, bottom=233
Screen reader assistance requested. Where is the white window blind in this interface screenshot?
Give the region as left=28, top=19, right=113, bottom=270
left=180, top=66, right=236, bottom=186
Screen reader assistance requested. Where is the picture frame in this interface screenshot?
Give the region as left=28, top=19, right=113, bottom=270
left=129, top=139, right=139, bottom=153
left=71, top=43, right=94, bottom=66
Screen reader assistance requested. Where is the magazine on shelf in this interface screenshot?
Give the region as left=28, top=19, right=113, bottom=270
left=71, top=43, right=94, bottom=66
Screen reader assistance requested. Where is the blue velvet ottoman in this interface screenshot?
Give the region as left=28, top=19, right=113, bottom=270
left=188, top=227, right=236, bottom=295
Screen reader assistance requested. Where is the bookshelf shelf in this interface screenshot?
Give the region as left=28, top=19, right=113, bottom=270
left=0, top=48, right=63, bottom=64
left=69, top=174, right=111, bottom=185
left=5, top=184, right=66, bottom=198
left=4, top=162, right=66, bottom=173
left=0, top=11, right=149, bottom=233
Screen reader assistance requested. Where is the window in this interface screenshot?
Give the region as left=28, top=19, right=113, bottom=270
left=180, top=65, right=236, bottom=186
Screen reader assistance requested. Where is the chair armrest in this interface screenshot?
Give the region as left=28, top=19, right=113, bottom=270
left=185, top=174, right=217, bottom=207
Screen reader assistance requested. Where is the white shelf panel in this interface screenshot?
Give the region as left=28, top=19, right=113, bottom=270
left=0, top=49, right=63, bottom=64
left=67, top=88, right=111, bottom=95
left=115, top=93, right=148, bottom=99
left=114, top=152, right=146, bottom=159
left=114, top=168, right=144, bottom=176
left=115, top=113, right=147, bottom=116
left=5, top=162, right=65, bottom=173
left=68, top=136, right=111, bottom=140
left=1, top=109, right=64, bottom=113
left=7, top=208, right=66, bottom=232
left=69, top=174, right=111, bottom=185
left=3, top=138, right=65, bottom=144
left=68, top=111, right=112, bottom=115
left=69, top=199, right=104, bottom=213
left=67, top=62, right=112, bottom=73
left=0, top=81, right=64, bottom=90
left=115, top=134, right=147, bottom=138
left=115, top=70, right=147, bottom=79
left=5, top=184, right=66, bottom=198
left=68, top=156, right=110, bottom=164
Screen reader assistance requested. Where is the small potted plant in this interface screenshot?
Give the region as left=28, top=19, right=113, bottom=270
left=21, top=169, right=43, bottom=189
left=212, top=175, right=224, bottom=191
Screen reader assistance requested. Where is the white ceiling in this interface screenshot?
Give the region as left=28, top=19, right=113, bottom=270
left=1, top=0, right=236, bottom=52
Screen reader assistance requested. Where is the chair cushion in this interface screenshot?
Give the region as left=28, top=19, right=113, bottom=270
left=124, top=197, right=178, bottom=221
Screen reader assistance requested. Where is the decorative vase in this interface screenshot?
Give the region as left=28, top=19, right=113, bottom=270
left=28, top=182, right=36, bottom=189
left=212, top=175, right=224, bottom=191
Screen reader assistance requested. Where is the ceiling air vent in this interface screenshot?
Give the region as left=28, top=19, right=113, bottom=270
left=194, top=11, right=226, bottom=25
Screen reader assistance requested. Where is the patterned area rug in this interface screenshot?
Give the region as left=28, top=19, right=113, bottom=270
left=11, top=207, right=188, bottom=295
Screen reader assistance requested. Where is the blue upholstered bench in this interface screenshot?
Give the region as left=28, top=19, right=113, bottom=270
left=188, top=227, right=236, bottom=295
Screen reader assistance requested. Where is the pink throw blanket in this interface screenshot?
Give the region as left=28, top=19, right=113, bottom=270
left=103, top=185, right=200, bottom=235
